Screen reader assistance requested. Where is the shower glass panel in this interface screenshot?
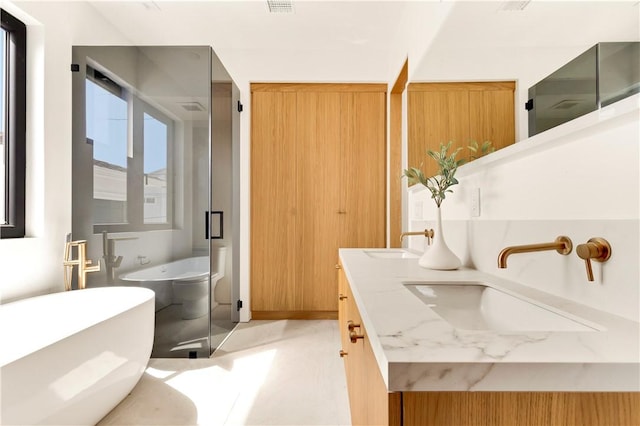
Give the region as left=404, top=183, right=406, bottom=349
left=72, top=46, right=238, bottom=358
left=209, top=50, right=240, bottom=353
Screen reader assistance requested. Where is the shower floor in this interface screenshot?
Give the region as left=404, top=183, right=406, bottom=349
left=151, top=303, right=237, bottom=358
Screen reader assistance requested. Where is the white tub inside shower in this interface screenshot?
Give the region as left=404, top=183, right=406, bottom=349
left=120, top=249, right=225, bottom=320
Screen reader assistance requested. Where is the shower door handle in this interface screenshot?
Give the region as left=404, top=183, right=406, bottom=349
left=205, top=211, right=224, bottom=239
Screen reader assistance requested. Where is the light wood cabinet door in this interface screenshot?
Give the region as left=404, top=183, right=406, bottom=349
left=250, top=91, right=300, bottom=312
left=339, top=268, right=402, bottom=426
left=340, top=92, right=386, bottom=250
left=251, top=84, right=386, bottom=317
left=408, top=82, right=515, bottom=178
left=298, top=92, right=343, bottom=312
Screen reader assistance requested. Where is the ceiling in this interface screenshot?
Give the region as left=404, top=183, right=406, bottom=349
left=10, top=0, right=640, bottom=87
left=83, top=0, right=639, bottom=86
left=86, top=0, right=415, bottom=84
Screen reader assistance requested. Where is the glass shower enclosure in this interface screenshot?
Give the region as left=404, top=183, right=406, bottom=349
left=71, top=46, right=240, bottom=358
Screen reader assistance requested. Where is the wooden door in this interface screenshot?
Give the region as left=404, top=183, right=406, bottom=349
left=298, top=91, right=342, bottom=312
left=340, top=91, right=386, bottom=249
left=251, top=83, right=386, bottom=318
left=250, top=90, right=300, bottom=312
left=408, top=82, right=515, bottom=178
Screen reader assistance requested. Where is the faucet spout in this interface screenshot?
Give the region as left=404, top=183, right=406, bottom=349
left=63, top=240, right=101, bottom=290
left=102, top=231, right=137, bottom=283
left=400, top=229, right=435, bottom=244
left=498, top=236, right=572, bottom=268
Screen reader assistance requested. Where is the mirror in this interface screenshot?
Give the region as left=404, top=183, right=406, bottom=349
left=407, top=81, right=516, bottom=179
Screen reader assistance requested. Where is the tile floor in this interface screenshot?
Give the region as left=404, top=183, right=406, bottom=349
left=98, top=320, right=351, bottom=425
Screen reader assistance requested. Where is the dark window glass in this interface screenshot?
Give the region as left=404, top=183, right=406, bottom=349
left=1, top=9, right=26, bottom=239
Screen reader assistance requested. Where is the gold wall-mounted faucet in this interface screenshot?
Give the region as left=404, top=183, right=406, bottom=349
left=400, top=229, right=434, bottom=245
left=498, top=236, right=573, bottom=268
left=63, top=240, right=101, bottom=290
left=576, top=237, right=611, bottom=282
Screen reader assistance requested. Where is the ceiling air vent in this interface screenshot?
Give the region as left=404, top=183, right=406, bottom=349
left=267, top=0, right=294, bottom=14
left=551, top=100, right=580, bottom=110
left=179, top=102, right=205, bottom=112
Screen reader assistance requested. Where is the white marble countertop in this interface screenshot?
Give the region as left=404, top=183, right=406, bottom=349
left=339, top=248, right=640, bottom=392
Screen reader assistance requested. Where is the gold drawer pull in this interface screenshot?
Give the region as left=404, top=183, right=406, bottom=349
left=349, top=331, right=364, bottom=343
left=339, top=294, right=347, bottom=301
left=335, top=264, right=342, bottom=269
left=347, top=320, right=360, bottom=332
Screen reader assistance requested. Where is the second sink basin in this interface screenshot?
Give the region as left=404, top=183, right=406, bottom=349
left=404, top=281, right=601, bottom=332
left=364, top=249, right=418, bottom=259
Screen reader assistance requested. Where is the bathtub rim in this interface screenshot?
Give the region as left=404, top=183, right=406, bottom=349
left=118, top=256, right=211, bottom=282
left=0, top=286, right=155, bottom=368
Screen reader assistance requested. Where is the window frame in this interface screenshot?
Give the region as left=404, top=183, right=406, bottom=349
left=1, top=9, right=26, bottom=239
left=87, top=66, right=174, bottom=234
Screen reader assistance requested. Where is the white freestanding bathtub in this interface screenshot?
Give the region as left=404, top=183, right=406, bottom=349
left=120, top=255, right=222, bottom=319
left=119, top=256, right=210, bottom=282
left=0, top=286, right=154, bottom=425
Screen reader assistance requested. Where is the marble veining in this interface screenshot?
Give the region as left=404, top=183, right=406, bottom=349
left=339, top=248, right=640, bottom=392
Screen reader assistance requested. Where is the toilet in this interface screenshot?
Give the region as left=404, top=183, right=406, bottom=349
left=172, top=246, right=226, bottom=319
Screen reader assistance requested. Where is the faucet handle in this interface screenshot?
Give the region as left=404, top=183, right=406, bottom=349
left=576, top=237, right=611, bottom=282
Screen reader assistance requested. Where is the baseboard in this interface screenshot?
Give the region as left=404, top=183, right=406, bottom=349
left=252, top=311, right=338, bottom=320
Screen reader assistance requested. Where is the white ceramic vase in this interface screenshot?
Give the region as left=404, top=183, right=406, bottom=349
left=418, top=206, right=461, bottom=270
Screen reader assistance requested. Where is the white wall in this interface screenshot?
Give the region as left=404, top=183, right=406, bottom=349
left=407, top=95, right=639, bottom=321
left=0, top=2, right=132, bottom=303
left=401, top=2, right=639, bottom=321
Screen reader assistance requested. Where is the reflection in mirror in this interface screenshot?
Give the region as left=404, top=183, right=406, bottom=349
left=528, top=42, right=639, bottom=137
left=527, top=46, right=598, bottom=137
left=407, top=81, right=516, bottom=179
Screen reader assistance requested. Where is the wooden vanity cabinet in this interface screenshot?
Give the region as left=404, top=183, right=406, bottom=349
left=338, top=265, right=401, bottom=426
left=338, top=265, right=640, bottom=426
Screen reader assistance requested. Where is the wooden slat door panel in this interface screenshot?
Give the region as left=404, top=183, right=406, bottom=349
left=251, top=83, right=386, bottom=317
left=250, top=91, right=300, bottom=312
left=340, top=92, right=386, bottom=249
left=468, top=86, right=515, bottom=151
left=409, top=89, right=470, bottom=178
left=298, top=92, right=342, bottom=312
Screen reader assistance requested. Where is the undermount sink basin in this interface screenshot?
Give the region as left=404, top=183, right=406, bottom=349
left=403, top=281, right=602, bottom=332
left=364, top=250, right=419, bottom=259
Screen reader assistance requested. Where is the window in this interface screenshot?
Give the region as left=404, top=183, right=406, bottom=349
left=86, top=72, right=128, bottom=225
left=142, top=111, right=169, bottom=224
left=0, top=9, right=26, bottom=239
left=86, top=66, right=173, bottom=233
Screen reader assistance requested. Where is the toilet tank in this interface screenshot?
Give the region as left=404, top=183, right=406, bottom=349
left=211, top=246, right=227, bottom=278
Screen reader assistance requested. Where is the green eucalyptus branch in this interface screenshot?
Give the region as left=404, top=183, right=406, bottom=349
left=468, top=140, right=495, bottom=160
left=403, top=141, right=465, bottom=208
